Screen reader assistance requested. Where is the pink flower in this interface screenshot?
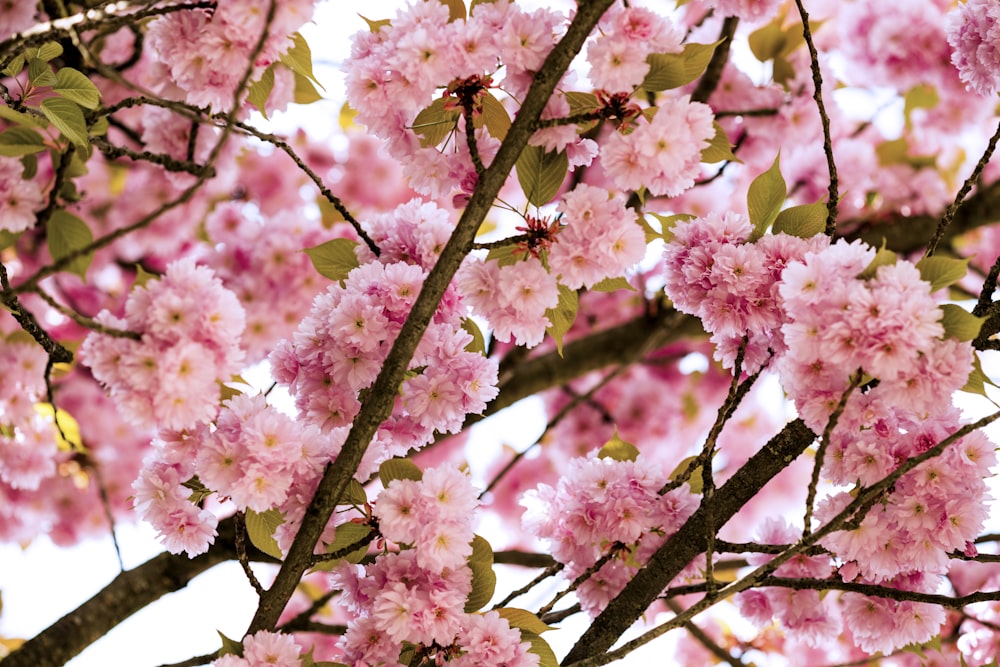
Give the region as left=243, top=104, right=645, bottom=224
left=242, top=630, right=303, bottom=667
left=948, top=0, right=1000, bottom=95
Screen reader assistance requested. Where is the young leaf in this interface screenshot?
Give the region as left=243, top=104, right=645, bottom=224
left=940, top=304, right=987, bottom=342
left=0, top=230, right=22, bottom=251
left=47, top=210, right=94, bottom=279
left=961, top=353, right=1000, bottom=402
left=379, top=458, right=423, bottom=487
left=647, top=212, right=695, bottom=244
left=485, top=243, right=521, bottom=267
left=304, top=238, right=360, bottom=283
left=496, top=608, right=554, bottom=635
left=358, top=15, right=390, bottom=32
left=915, top=256, right=969, bottom=293
left=520, top=631, right=558, bottom=667
left=245, top=508, right=285, bottom=561
left=2, top=53, right=25, bottom=77
left=465, top=535, right=496, bottom=612
left=27, top=58, right=56, bottom=88
left=701, top=122, right=739, bottom=164
left=641, top=42, right=720, bottom=91
left=439, top=0, right=466, bottom=22
left=247, top=65, right=276, bottom=118
left=33, top=42, right=64, bottom=62
left=516, top=146, right=568, bottom=207
left=217, top=630, right=243, bottom=657
left=53, top=68, right=101, bottom=109
left=748, top=17, right=786, bottom=62
left=544, top=283, right=578, bottom=356
left=40, top=98, right=89, bottom=148
left=320, top=522, right=372, bottom=566
left=0, top=104, right=46, bottom=128
left=589, top=276, right=635, bottom=293
left=857, top=243, right=897, bottom=280
left=0, top=127, right=46, bottom=156
left=670, top=456, right=705, bottom=495
left=34, top=403, right=84, bottom=452
left=461, top=317, right=487, bottom=354
left=340, top=479, right=369, bottom=507
left=280, top=33, right=324, bottom=89
left=412, top=96, right=460, bottom=147
left=293, top=72, right=323, bottom=105
left=480, top=92, right=511, bottom=141
left=747, top=153, right=785, bottom=240
left=772, top=201, right=826, bottom=239
left=597, top=430, right=640, bottom=462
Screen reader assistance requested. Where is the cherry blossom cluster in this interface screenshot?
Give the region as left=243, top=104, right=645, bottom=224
left=586, top=5, right=683, bottom=92
left=329, top=465, right=536, bottom=665
left=947, top=0, right=1000, bottom=96
left=0, top=156, right=44, bottom=234
left=211, top=630, right=304, bottom=667
left=818, top=405, right=994, bottom=582
left=333, top=553, right=538, bottom=666
left=374, top=465, right=478, bottom=574
left=80, top=257, right=246, bottom=431
left=199, top=202, right=327, bottom=363
left=0, top=338, right=56, bottom=491
left=521, top=452, right=698, bottom=616
left=146, top=0, right=316, bottom=110
left=270, top=202, right=498, bottom=478
left=734, top=519, right=840, bottom=647
left=601, top=94, right=716, bottom=197
left=776, top=240, right=968, bottom=430
left=662, top=212, right=830, bottom=373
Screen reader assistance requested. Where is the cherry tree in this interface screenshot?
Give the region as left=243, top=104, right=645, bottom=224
left=3, top=0, right=1000, bottom=665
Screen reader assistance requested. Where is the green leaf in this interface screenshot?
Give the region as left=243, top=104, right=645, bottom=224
left=217, top=630, right=243, bottom=657
left=480, top=92, right=511, bottom=141
left=47, top=210, right=93, bottom=279
left=940, top=303, right=987, bottom=342
left=590, top=276, right=635, bottom=293
left=2, top=54, right=25, bottom=77
left=772, top=201, right=826, bottom=239
left=379, top=458, right=423, bottom=487
left=485, top=243, right=521, bottom=267
left=461, top=317, right=487, bottom=354
left=89, top=115, right=109, bottom=137
left=748, top=17, right=786, bottom=62
left=915, top=256, right=969, bottom=293
left=747, top=153, right=786, bottom=240
left=32, top=42, right=64, bottom=62
left=0, top=127, right=46, bottom=156
left=40, top=97, right=89, bottom=148
left=247, top=65, right=276, bottom=118
left=439, top=0, right=466, bottom=21
left=359, top=15, right=390, bottom=32
left=465, top=535, right=496, bottom=612
left=876, top=137, right=936, bottom=170
left=597, top=430, right=640, bottom=462
left=27, top=58, right=56, bottom=88
left=280, top=32, right=324, bottom=88
left=960, top=353, right=999, bottom=400
left=245, top=508, right=285, bottom=560
left=315, top=522, right=372, bottom=566
left=857, top=242, right=897, bottom=280
left=496, top=608, right=554, bottom=635
left=647, top=212, right=695, bottom=244
left=293, top=72, right=323, bottom=105
left=521, top=631, right=558, bottom=667
left=903, top=84, right=939, bottom=128
left=53, top=68, right=101, bottom=110
left=0, top=230, right=22, bottom=250
left=20, top=152, right=38, bottom=179
left=701, top=122, right=739, bottom=164
left=545, top=283, right=578, bottom=356
left=641, top=42, right=720, bottom=92
left=0, top=105, right=47, bottom=128
left=669, top=455, right=704, bottom=494
left=304, top=238, right=360, bottom=283
left=516, top=146, right=568, bottom=207
left=412, top=96, right=460, bottom=147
